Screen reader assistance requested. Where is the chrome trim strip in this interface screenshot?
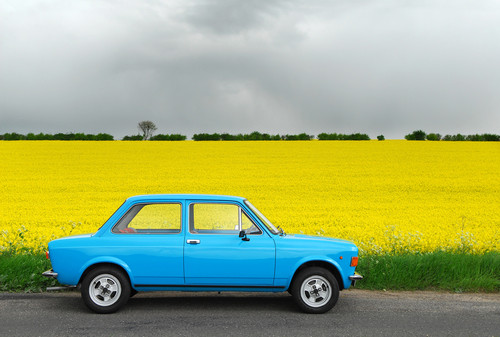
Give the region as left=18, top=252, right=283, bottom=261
left=134, top=284, right=286, bottom=289
left=46, top=286, right=76, bottom=291
left=42, top=270, right=58, bottom=279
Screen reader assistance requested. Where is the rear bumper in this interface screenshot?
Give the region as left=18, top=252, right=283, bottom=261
left=42, top=269, right=58, bottom=279
left=349, top=272, right=363, bottom=286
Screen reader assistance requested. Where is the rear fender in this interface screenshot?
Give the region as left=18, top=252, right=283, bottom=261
left=77, top=256, right=134, bottom=285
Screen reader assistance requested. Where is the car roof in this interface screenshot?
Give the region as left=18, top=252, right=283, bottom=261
left=125, top=194, right=247, bottom=203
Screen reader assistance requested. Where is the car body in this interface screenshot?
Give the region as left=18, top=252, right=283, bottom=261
left=43, top=194, right=362, bottom=313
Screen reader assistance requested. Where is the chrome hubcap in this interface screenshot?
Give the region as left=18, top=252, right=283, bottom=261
left=89, top=274, right=121, bottom=307
left=300, top=275, right=331, bottom=308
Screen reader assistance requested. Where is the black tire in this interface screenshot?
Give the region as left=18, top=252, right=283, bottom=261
left=130, top=289, right=139, bottom=297
left=291, top=267, right=339, bottom=314
left=81, top=266, right=131, bottom=314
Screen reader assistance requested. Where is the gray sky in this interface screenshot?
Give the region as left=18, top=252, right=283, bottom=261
left=1, top=0, right=499, bottom=139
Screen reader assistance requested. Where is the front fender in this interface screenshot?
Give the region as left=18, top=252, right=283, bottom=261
left=286, top=256, right=346, bottom=289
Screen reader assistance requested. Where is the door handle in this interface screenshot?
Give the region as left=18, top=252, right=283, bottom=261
left=187, top=239, right=200, bottom=244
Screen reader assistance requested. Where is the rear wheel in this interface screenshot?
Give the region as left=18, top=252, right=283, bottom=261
left=291, top=267, right=339, bottom=314
left=81, top=266, right=130, bottom=314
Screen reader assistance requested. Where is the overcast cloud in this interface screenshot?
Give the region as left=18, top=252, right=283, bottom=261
left=1, top=0, right=499, bottom=139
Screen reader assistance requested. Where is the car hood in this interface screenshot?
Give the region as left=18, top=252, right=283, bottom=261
left=274, top=233, right=358, bottom=253
left=285, top=234, right=353, bottom=244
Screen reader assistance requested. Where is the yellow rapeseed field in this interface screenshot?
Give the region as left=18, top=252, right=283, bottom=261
left=0, top=140, right=498, bottom=255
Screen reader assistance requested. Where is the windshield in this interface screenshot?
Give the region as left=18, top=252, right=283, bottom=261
left=244, top=200, right=280, bottom=235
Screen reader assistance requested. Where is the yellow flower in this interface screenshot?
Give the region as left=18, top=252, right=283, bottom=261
left=0, top=140, right=498, bottom=254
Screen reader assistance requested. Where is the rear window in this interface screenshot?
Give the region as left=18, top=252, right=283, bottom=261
left=112, top=203, right=182, bottom=234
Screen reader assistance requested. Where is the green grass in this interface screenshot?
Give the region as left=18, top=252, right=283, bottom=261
left=0, top=254, right=58, bottom=292
left=356, top=252, right=500, bottom=292
left=0, top=252, right=498, bottom=292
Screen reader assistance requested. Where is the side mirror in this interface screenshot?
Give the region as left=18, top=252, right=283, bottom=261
left=239, top=230, right=250, bottom=241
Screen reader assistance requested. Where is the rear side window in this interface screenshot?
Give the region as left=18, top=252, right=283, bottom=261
left=113, top=203, right=181, bottom=234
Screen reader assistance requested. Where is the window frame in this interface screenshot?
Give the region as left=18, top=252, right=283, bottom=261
left=188, top=202, right=262, bottom=236
left=244, top=200, right=280, bottom=235
left=111, top=202, right=183, bottom=235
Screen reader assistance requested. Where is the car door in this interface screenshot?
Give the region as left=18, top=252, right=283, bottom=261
left=184, top=201, right=276, bottom=286
left=110, top=202, right=185, bottom=286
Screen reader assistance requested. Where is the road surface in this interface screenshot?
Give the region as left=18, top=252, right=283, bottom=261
left=0, top=289, right=498, bottom=336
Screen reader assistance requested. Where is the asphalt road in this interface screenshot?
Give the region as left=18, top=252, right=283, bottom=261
left=0, top=290, right=498, bottom=337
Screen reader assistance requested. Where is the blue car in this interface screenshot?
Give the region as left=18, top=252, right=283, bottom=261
left=43, top=194, right=362, bottom=314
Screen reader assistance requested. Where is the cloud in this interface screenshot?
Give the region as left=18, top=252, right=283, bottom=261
left=1, top=0, right=499, bottom=139
left=184, top=0, right=289, bottom=35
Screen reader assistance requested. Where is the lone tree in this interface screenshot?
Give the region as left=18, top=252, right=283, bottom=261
left=405, top=130, right=426, bottom=141
left=138, top=121, right=157, bottom=140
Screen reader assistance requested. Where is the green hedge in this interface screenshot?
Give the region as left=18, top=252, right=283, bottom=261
left=317, top=132, right=370, bottom=140
left=122, top=134, right=187, bottom=141
left=405, top=130, right=500, bottom=141
left=191, top=132, right=313, bottom=141
left=1, top=132, right=114, bottom=141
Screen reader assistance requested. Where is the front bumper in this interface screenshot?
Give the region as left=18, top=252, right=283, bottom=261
left=42, top=269, right=58, bottom=279
left=349, top=272, right=363, bottom=286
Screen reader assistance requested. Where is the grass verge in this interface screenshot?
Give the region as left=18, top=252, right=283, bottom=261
left=0, top=253, right=58, bottom=292
left=356, top=252, right=500, bottom=292
left=0, top=252, right=498, bottom=292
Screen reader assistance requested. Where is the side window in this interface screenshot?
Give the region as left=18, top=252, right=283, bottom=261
left=113, top=203, right=181, bottom=234
left=191, top=203, right=239, bottom=233
left=190, top=203, right=261, bottom=235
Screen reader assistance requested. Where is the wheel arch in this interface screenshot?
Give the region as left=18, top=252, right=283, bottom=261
left=78, top=259, right=133, bottom=288
left=289, top=259, right=345, bottom=291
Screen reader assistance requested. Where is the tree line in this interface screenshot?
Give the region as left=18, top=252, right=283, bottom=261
left=317, top=133, right=371, bottom=140
left=191, top=132, right=314, bottom=141
left=1, top=129, right=498, bottom=141
left=1, top=131, right=371, bottom=141
left=123, top=134, right=187, bottom=141
left=0, top=132, right=114, bottom=141
left=126, top=132, right=372, bottom=141
left=405, top=130, right=500, bottom=141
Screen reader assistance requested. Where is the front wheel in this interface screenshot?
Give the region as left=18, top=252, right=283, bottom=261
left=81, top=266, right=130, bottom=314
left=291, top=267, right=339, bottom=314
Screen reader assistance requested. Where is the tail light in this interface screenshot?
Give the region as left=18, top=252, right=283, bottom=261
left=350, top=256, right=358, bottom=267
left=46, top=251, right=50, bottom=260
